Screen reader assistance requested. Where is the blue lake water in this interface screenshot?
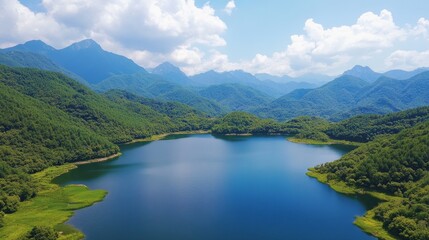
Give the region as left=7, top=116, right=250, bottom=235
left=55, top=134, right=376, bottom=240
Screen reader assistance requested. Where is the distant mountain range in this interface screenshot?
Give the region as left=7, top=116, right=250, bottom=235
left=342, top=65, right=429, bottom=82
left=255, top=73, right=429, bottom=120
left=1, top=39, right=428, bottom=120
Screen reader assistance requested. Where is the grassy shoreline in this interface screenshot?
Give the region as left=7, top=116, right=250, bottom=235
left=123, top=130, right=211, bottom=144
left=0, top=130, right=211, bottom=239
left=306, top=169, right=398, bottom=240
left=288, top=137, right=361, bottom=146
left=0, top=164, right=107, bottom=240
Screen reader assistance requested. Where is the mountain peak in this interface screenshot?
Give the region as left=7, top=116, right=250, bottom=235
left=153, top=62, right=181, bottom=72
left=66, top=39, right=102, bottom=51
left=343, top=65, right=381, bottom=82
left=9, top=40, right=55, bottom=53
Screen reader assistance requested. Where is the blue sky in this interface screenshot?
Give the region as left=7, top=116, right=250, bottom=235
left=197, top=0, right=429, bottom=60
left=4, top=0, right=429, bottom=76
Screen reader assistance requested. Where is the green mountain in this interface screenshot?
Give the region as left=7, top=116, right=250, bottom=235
left=199, top=83, right=273, bottom=111
left=313, top=121, right=429, bottom=239
left=325, top=106, right=429, bottom=142
left=3, top=39, right=145, bottom=84
left=95, top=72, right=225, bottom=116
left=256, top=75, right=369, bottom=120
left=104, top=90, right=213, bottom=131
left=257, top=73, right=429, bottom=121
left=0, top=51, right=87, bottom=84
left=0, top=64, right=215, bottom=217
left=0, top=65, right=208, bottom=143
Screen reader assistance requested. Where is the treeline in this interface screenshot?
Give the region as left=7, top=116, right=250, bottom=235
left=313, top=121, right=429, bottom=239
left=325, top=107, right=429, bottom=142
left=212, top=108, right=429, bottom=239
left=211, top=112, right=330, bottom=136
left=212, top=107, right=429, bottom=144
left=0, top=65, right=210, bottom=224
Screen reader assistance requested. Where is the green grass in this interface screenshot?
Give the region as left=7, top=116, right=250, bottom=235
left=124, top=130, right=210, bottom=144
left=307, top=168, right=400, bottom=240
left=354, top=207, right=396, bottom=240
left=288, top=137, right=361, bottom=146
left=0, top=165, right=107, bottom=240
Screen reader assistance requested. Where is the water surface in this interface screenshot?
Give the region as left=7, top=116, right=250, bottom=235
left=55, top=135, right=375, bottom=240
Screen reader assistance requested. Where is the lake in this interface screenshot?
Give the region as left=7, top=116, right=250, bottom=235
left=55, top=134, right=376, bottom=240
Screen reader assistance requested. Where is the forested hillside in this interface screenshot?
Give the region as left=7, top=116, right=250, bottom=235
left=95, top=72, right=225, bottom=116
left=312, top=121, right=429, bottom=239
left=256, top=73, right=429, bottom=121
left=199, top=83, right=273, bottom=111
left=0, top=65, right=211, bottom=221
left=326, top=106, right=429, bottom=142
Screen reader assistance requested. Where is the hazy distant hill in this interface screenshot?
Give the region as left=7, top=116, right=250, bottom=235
left=255, top=73, right=331, bottom=85
left=191, top=70, right=317, bottom=97
left=342, top=65, right=429, bottom=82
left=95, top=72, right=225, bottom=116
left=256, top=73, right=429, bottom=121
left=342, top=65, right=382, bottom=82
left=151, top=62, right=192, bottom=85
left=199, top=83, right=273, bottom=111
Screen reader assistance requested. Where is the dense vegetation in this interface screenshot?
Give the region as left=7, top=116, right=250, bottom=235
left=313, top=122, right=429, bottom=239
left=199, top=83, right=273, bottom=111
left=255, top=73, right=429, bottom=121
left=0, top=65, right=212, bottom=229
left=211, top=112, right=330, bottom=136
left=326, top=106, right=429, bottom=142
left=0, top=57, right=428, bottom=240
left=95, top=72, right=225, bottom=116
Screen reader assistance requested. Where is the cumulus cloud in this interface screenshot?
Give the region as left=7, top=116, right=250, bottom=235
left=385, top=50, right=429, bottom=70
left=237, top=10, right=429, bottom=76
left=1, top=2, right=429, bottom=76
left=0, top=0, right=226, bottom=67
left=224, top=1, right=236, bottom=15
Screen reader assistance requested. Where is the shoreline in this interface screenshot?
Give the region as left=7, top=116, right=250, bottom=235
left=123, top=130, right=211, bottom=145
left=287, top=137, right=361, bottom=146
left=74, top=153, right=122, bottom=165
left=306, top=169, right=398, bottom=240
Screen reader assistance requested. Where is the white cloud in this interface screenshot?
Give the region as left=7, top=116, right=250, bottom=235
left=238, top=10, right=428, bottom=76
left=0, top=0, right=227, bottom=64
left=385, top=50, right=429, bottom=70
left=224, top=1, right=236, bottom=15
left=1, top=3, right=429, bottom=77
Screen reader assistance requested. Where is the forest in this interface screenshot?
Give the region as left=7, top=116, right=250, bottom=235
left=0, top=65, right=427, bottom=239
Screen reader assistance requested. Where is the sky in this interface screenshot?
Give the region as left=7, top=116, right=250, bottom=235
left=2, top=0, right=429, bottom=76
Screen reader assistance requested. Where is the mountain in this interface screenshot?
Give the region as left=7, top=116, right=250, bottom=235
left=342, top=65, right=382, bottom=82
left=342, top=65, right=429, bottom=82
left=256, top=72, right=429, bottom=121
left=383, top=67, right=429, bottom=80
left=0, top=64, right=213, bottom=220
left=191, top=70, right=316, bottom=97
left=0, top=51, right=87, bottom=84
left=199, top=83, right=273, bottom=111
left=255, top=73, right=331, bottom=85
left=3, top=39, right=145, bottom=84
left=95, top=72, right=225, bottom=116
left=312, top=120, right=429, bottom=239
left=151, top=62, right=192, bottom=85
left=256, top=75, right=369, bottom=120
left=0, top=65, right=209, bottom=143
left=325, top=106, right=429, bottom=142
